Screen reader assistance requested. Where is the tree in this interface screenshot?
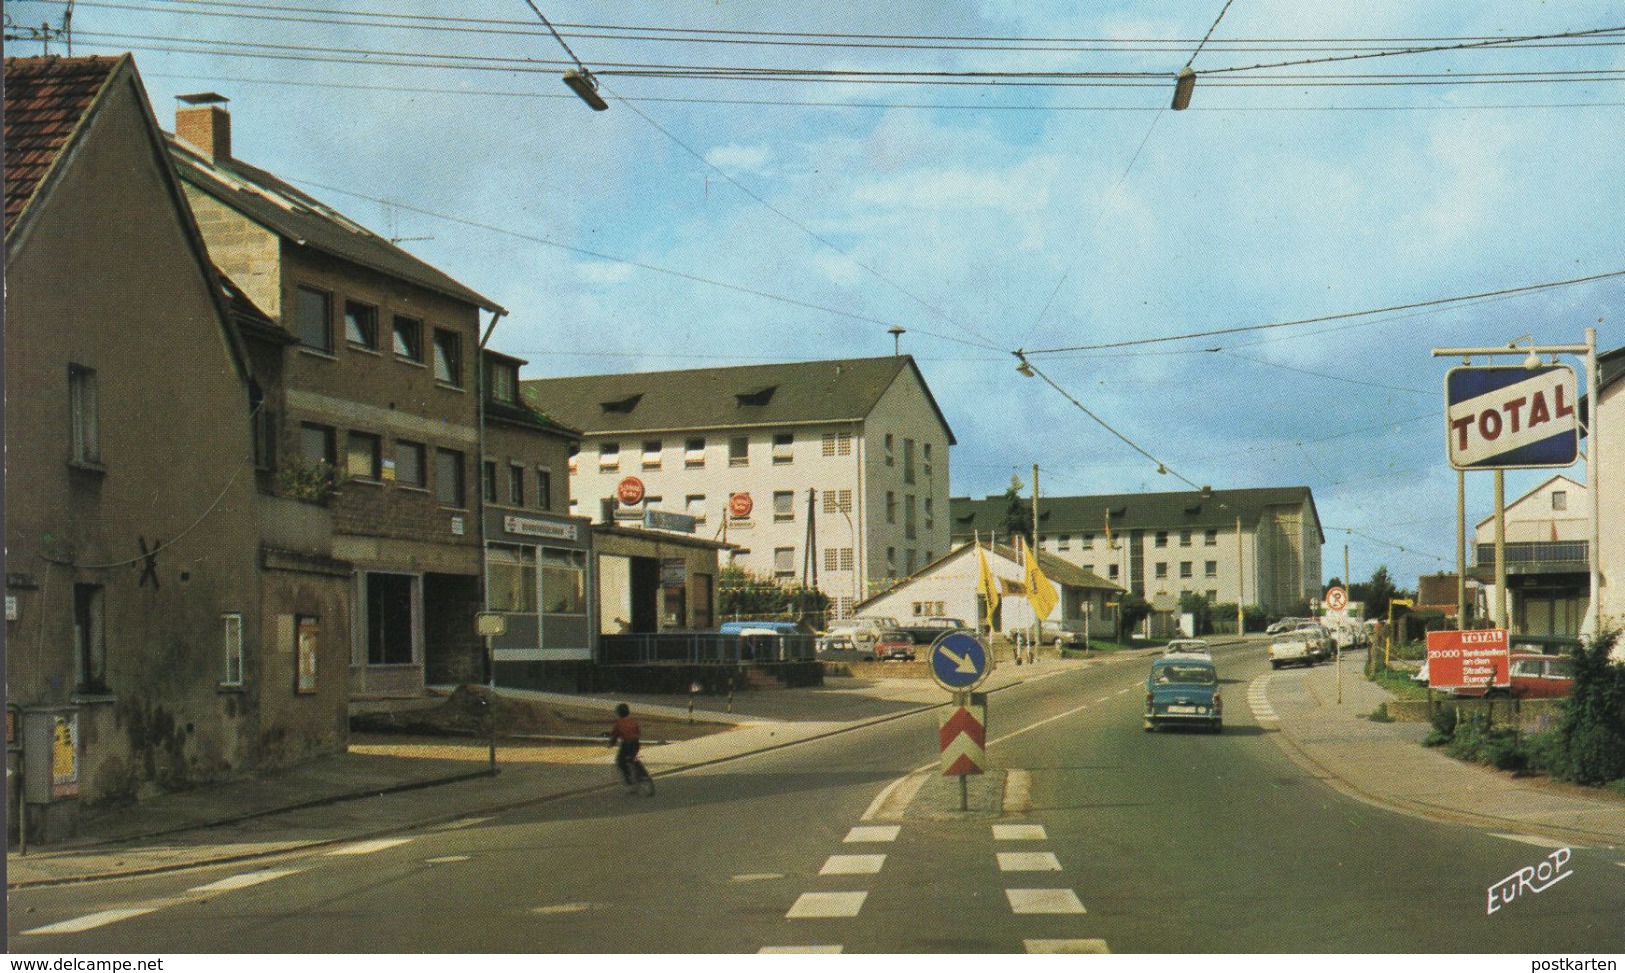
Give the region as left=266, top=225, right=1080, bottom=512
left=1364, top=565, right=1399, bottom=619
left=1550, top=631, right=1625, bottom=785
left=1117, top=593, right=1151, bottom=640
left=1178, top=591, right=1212, bottom=635
left=1324, top=577, right=1343, bottom=592
left=717, top=565, right=829, bottom=622
left=1002, top=474, right=1031, bottom=541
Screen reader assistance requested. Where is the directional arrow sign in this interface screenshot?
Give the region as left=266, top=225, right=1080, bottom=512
left=938, top=703, right=986, bottom=777
left=930, top=631, right=990, bottom=692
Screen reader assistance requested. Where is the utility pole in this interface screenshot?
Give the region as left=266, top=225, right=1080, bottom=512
left=1456, top=469, right=1467, bottom=628
left=1494, top=470, right=1507, bottom=629
left=1031, top=464, right=1041, bottom=654
left=1235, top=515, right=1245, bottom=635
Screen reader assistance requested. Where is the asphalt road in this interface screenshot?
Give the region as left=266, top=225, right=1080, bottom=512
left=9, top=642, right=1624, bottom=953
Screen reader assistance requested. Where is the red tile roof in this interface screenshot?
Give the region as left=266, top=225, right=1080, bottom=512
left=4, top=55, right=123, bottom=236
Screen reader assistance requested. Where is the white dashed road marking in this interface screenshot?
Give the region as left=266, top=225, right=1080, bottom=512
left=1488, top=833, right=1583, bottom=850
left=844, top=825, right=900, bottom=843
left=760, top=946, right=843, bottom=954
left=787, top=892, right=868, bottom=919
left=1026, top=939, right=1110, bottom=953
left=327, top=837, right=413, bottom=856
left=993, top=824, right=1047, bottom=841
left=820, top=854, right=886, bottom=875
left=188, top=869, right=301, bottom=893
left=732, top=873, right=785, bottom=882
left=434, top=817, right=491, bottom=831
left=1248, top=676, right=1279, bottom=724
left=997, top=852, right=1062, bottom=872
left=1005, top=889, right=1087, bottom=914
left=22, top=907, right=162, bottom=936
left=426, top=855, right=472, bottom=864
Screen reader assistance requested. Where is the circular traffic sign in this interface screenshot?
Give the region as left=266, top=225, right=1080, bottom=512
left=616, top=476, right=645, bottom=506
left=728, top=492, right=754, bottom=518
left=1325, top=586, right=1348, bottom=611
left=929, top=630, right=991, bottom=693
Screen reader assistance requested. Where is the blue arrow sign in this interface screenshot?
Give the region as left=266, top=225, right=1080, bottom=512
left=930, top=631, right=991, bottom=692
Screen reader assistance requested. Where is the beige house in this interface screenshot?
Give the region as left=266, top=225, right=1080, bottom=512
left=525, top=356, right=956, bottom=619
left=1593, top=345, right=1623, bottom=635
left=951, top=487, right=1323, bottom=618
left=1471, top=474, right=1590, bottom=636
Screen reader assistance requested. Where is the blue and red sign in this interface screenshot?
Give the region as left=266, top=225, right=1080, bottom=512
left=930, top=631, right=990, bottom=692
left=1445, top=365, right=1579, bottom=470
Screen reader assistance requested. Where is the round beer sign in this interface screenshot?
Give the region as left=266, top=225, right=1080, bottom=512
left=616, top=476, right=645, bottom=506
left=728, top=492, right=754, bottom=518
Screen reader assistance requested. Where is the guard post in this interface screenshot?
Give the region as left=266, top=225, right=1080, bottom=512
left=930, top=631, right=992, bottom=812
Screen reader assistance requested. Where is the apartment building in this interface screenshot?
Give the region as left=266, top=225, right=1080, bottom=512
left=524, top=356, right=955, bottom=618
left=950, top=486, right=1324, bottom=617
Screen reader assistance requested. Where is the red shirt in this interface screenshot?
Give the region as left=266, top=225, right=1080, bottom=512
left=610, top=716, right=641, bottom=743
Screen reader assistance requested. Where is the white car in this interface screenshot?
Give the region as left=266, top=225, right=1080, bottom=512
left=1163, top=638, right=1212, bottom=658
left=1266, top=617, right=1307, bottom=636
left=1269, top=633, right=1317, bottom=669
left=818, top=616, right=901, bottom=656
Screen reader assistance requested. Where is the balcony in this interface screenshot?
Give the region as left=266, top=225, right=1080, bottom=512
left=1472, top=541, right=1589, bottom=578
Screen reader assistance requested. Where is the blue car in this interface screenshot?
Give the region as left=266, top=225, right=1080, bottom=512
left=718, top=620, right=805, bottom=636
left=1144, top=656, right=1222, bottom=733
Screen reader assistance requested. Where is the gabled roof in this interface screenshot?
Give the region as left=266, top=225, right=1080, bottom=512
left=1473, top=473, right=1584, bottom=530
left=854, top=540, right=1121, bottom=611
left=4, top=55, right=124, bottom=238
left=523, top=355, right=956, bottom=443
left=951, top=486, right=1325, bottom=544
left=168, top=134, right=504, bottom=314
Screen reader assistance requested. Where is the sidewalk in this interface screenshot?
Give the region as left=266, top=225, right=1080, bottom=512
left=1261, top=651, right=1625, bottom=848
left=7, top=653, right=1101, bottom=888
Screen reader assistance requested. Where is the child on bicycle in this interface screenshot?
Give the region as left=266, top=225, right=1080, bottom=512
left=608, top=703, right=648, bottom=792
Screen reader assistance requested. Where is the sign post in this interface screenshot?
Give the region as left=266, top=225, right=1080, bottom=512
left=929, top=631, right=992, bottom=811
left=1325, top=586, right=1347, bottom=703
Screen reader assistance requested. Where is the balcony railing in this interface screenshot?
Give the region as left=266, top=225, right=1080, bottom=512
left=597, top=633, right=819, bottom=666
left=1474, top=540, right=1589, bottom=569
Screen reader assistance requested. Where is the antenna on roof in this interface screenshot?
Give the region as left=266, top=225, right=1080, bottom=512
left=4, top=0, right=74, bottom=55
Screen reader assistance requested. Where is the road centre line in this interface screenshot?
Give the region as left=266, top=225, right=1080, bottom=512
left=988, top=699, right=1095, bottom=748
left=22, top=907, right=163, bottom=936
left=327, top=837, right=414, bottom=856
left=188, top=869, right=301, bottom=893
left=1026, top=939, right=1110, bottom=953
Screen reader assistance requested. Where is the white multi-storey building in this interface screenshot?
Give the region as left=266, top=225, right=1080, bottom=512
left=524, top=356, right=955, bottom=618
left=950, top=486, right=1324, bottom=618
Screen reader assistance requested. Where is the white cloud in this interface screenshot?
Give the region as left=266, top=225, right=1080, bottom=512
left=704, top=143, right=776, bottom=175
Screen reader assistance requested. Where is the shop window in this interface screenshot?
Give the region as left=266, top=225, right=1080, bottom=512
left=541, top=550, right=587, bottom=615
left=488, top=546, right=538, bottom=613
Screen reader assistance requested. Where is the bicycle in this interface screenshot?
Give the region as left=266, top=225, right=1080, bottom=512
left=611, top=742, right=655, bottom=796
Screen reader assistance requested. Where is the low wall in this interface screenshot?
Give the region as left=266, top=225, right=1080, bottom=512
left=589, top=661, right=823, bottom=694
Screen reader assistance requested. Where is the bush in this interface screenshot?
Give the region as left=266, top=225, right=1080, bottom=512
left=1548, top=630, right=1625, bottom=786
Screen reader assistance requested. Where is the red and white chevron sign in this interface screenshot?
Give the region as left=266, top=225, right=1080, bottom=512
left=938, top=704, right=986, bottom=777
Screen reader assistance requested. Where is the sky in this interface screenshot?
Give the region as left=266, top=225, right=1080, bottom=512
left=13, top=0, right=1623, bottom=589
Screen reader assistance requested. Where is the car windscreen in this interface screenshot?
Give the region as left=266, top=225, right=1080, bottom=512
left=1154, top=665, right=1217, bottom=685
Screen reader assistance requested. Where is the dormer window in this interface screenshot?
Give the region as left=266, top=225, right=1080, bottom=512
left=601, top=394, right=642, bottom=414
left=485, top=359, right=520, bottom=405
left=735, top=386, right=776, bottom=407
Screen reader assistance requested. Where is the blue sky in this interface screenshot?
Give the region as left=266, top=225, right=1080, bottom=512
left=18, top=0, right=1623, bottom=588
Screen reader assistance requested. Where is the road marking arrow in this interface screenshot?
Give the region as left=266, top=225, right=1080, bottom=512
left=937, top=643, right=979, bottom=673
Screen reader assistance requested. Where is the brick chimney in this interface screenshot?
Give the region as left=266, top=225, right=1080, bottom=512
left=175, top=93, right=231, bottom=163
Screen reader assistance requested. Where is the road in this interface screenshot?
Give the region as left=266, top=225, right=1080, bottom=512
left=10, top=641, right=1624, bottom=953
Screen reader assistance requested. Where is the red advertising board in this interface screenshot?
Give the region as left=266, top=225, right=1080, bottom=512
left=1426, top=629, right=1510, bottom=691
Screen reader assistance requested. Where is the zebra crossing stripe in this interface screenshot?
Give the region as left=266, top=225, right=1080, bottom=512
left=787, top=892, right=868, bottom=919
left=23, top=907, right=162, bottom=935
left=760, top=946, right=843, bottom=953
left=1026, top=939, right=1110, bottom=953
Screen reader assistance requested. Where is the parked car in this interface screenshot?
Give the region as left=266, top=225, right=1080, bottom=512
left=1507, top=634, right=1582, bottom=656
left=819, top=616, right=901, bottom=656
left=874, top=628, right=917, bottom=661
left=719, top=620, right=808, bottom=636
left=901, top=616, right=970, bottom=646
left=1269, top=632, right=1316, bottom=669
left=1433, top=652, right=1577, bottom=699
left=1144, top=656, right=1222, bottom=733
left=1291, top=622, right=1332, bottom=661
left=816, top=634, right=875, bottom=662
left=1266, top=616, right=1308, bottom=636
left=1044, top=619, right=1091, bottom=650
left=1163, top=638, right=1212, bottom=658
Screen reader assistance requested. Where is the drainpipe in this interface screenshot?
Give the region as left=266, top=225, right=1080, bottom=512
left=477, top=309, right=504, bottom=773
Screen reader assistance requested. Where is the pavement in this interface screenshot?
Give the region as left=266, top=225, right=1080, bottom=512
left=9, top=642, right=1624, bottom=888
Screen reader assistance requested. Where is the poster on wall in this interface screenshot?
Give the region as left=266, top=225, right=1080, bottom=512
left=296, top=615, right=319, bottom=694
left=51, top=712, right=79, bottom=798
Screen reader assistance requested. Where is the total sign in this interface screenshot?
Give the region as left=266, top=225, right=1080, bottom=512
left=1445, top=365, right=1579, bottom=470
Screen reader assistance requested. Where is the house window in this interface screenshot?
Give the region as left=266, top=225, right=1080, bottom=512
left=1552, top=490, right=1568, bottom=511
left=1205, top=529, right=1219, bottom=546
left=222, top=613, right=244, bottom=686
left=300, top=423, right=336, bottom=466
left=821, top=432, right=852, bottom=457
left=397, top=441, right=426, bottom=488
left=1057, top=534, right=1071, bottom=551
left=686, top=494, right=706, bottom=522
left=884, top=433, right=894, bottom=466
left=840, top=548, right=855, bottom=571
left=904, top=494, right=917, bottom=540
left=486, top=359, right=519, bottom=404
left=923, top=443, right=933, bottom=478
left=903, top=438, right=916, bottom=484
left=773, top=491, right=795, bottom=523
left=509, top=465, right=525, bottom=506
left=599, top=442, right=620, bottom=472
left=249, top=385, right=274, bottom=472
left=924, top=497, right=934, bottom=531
left=886, top=547, right=897, bottom=578
left=393, top=316, right=423, bottom=362
left=1155, top=562, right=1168, bottom=579
left=436, top=448, right=465, bottom=507
left=773, top=547, right=796, bottom=579
left=642, top=440, right=662, bottom=470
left=1206, top=589, right=1218, bottom=602
left=344, top=300, right=379, bottom=350
left=1180, top=530, right=1192, bottom=547
left=1083, top=565, right=1094, bottom=575
left=886, top=492, right=896, bottom=524
left=432, top=328, right=462, bottom=386
left=482, top=460, right=498, bottom=503
left=1180, top=561, right=1193, bottom=579
left=1203, top=560, right=1219, bottom=578
left=1082, top=532, right=1095, bottom=550
left=537, top=469, right=552, bottom=510
left=568, top=443, right=579, bottom=474
left=1108, top=564, right=1120, bottom=580
left=729, top=436, right=749, bottom=467
left=906, top=549, right=917, bottom=574
left=346, top=431, right=382, bottom=481
left=294, top=286, right=332, bottom=352
left=823, top=489, right=852, bottom=514
left=488, top=545, right=537, bottom=613
left=1155, top=531, right=1168, bottom=548
left=772, top=432, right=794, bottom=465
left=685, top=438, right=705, bottom=468
left=68, top=364, right=100, bottom=464
left=74, top=583, right=106, bottom=693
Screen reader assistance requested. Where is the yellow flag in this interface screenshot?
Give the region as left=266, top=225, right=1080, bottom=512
left=976, top=540, right=1000, bottom=630
left=1024, top=541, right=1059, bottom=621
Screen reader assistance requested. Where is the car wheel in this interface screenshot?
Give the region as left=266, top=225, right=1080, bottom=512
left=1143, top=722, right=1155, bottom=732
left=1211, top=722, right=1223, bottom=734
left=1270, top=661, right=1282, bottom=669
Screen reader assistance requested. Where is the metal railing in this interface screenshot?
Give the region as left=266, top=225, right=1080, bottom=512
left=1474, top=540, right=1588, bottom=568
left=597, top=633, right=819, bottom=666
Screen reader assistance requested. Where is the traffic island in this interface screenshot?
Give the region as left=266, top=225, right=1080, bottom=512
left=905, top=770, right=1007, bottom=821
